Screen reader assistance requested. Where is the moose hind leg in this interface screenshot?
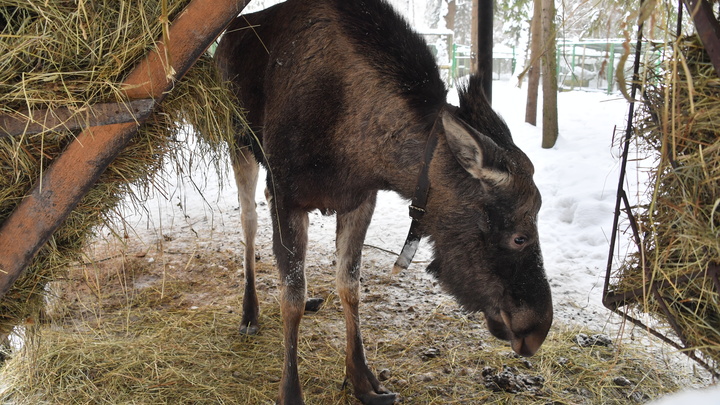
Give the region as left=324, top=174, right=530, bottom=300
left=231, top=146, right=260, bottom=335
left=272, top=202, right=310, bottom=405
left=336, top=193, right=397, bottom=405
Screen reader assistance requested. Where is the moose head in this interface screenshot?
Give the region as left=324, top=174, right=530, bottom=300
left=419, top=78, right=552, bottom=357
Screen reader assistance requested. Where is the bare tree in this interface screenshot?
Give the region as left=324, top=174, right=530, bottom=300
left=524, top=0, right=542, bottom=126
left=445, top=0, right=457, bottom=31
left=540, top=0, right=558, bottom=148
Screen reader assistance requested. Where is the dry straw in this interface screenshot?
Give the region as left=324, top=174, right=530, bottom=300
left=0, top=0, right=242, bottom=336
left=0, top=249, right=689, bottom=404
left=612, top=34, right=720, bottom=373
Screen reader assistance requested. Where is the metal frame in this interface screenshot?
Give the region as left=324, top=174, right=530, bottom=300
left=603, top=0, right=720, bottom=378
left=0, top=0, right=250, bottom=298
left=0, top=100, right=155, bottom=138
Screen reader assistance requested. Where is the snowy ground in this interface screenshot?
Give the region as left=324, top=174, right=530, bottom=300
left=108, top=80, right=716, bottom=401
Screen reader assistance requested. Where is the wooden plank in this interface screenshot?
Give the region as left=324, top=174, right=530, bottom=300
left=0, top=99, right=155, bottom=138
left=684, top=0, right=720, bottom=76
left=0, top=0, right=249, bottom=298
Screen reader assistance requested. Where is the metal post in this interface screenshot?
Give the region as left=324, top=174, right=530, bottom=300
left=571, top=44, right=577, bottom=85
left=607, top=43, right=616, bottom=95
left=451, top=43, right=457, bottom=82
left=477, top=0, right=493, bottom=102
left=683, top=0, right=720, bottom=76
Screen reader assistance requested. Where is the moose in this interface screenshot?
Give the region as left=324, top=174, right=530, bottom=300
left=214, top=0, right=553, bottom=404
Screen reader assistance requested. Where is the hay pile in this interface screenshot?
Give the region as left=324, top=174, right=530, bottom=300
left=0, top=236, right=691, bottom=404
left=0, top=0, right=242, bottom=335
left=611, top=34, right=720, bottom=373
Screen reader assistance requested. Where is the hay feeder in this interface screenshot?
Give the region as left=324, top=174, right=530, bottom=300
left=604, top=0, right=720, bottom=378
left=0, top=0, right=249, bottom=300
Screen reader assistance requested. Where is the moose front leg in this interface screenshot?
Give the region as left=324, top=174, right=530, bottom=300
left=230, top=146, right=260, bottom=335
left=272, top=202, right=310, bottom=405
left=336, top=193, right=397, bottom=405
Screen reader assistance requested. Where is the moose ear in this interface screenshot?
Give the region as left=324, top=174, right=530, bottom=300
left=441, top=112, right=509, bottom=183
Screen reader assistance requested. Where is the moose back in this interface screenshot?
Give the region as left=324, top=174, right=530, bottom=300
left=214, top=0, right=553, bottom=404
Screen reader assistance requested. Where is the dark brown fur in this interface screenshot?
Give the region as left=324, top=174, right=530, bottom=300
left=215, top=1, right=553, bottom=404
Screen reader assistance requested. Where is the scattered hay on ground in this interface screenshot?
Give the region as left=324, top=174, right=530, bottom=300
left=609, top=34, right=720, bottom=374
left=0, top=235, right=696, bottom=404
left=0, top=0, right=243, bottom=335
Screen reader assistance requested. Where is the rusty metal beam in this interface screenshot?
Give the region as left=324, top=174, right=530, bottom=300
left=684, top=0, right=720, bottom=76
left=0, top=99, right=155, bottom=138
left=0, top=0, right=249, bottom=298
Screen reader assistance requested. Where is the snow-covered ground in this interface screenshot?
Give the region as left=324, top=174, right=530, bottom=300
left=649, top=383, right=720, bottom=404
left=114, top=80, right=716, bottom=401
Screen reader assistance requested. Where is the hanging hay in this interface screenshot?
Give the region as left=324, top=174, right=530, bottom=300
left=0, top=0, right=243, bottom=336
left=0, top=236, right=691, bottom=404
left=610, top=34, right=720, bottom=374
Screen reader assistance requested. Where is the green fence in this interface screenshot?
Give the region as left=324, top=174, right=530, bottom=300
left=447, top=39, right=659, bottom=95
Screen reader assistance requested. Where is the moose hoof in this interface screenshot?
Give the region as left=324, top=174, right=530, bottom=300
left=357, top=392, right=398, bottom=405
left=239, top=324, right=259, bottom=335
left=304, top=297, right=325, bottom=313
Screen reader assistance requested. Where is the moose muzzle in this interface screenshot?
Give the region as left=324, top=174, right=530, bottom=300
left=486, top=306, right=553, bottom=357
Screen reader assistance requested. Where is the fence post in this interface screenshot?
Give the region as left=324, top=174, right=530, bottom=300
left=607, top=43, right=616, bottom=95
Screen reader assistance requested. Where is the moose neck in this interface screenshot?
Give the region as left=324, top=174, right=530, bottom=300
left=405, top=108, right=447, bottom=215
left=391, top=109, right=444, bottom=273
left=371, top=104, right=450, bottom=200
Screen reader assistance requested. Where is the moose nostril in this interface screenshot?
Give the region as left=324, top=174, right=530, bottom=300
left=512, top=337, right=539, bottom=357
left=501, top=310, right=550, bottom=357
left=500, top=310, right=512, bottom=330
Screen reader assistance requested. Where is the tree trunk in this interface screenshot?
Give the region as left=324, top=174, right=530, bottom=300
left=540, top=0, right=558, bottom=148
left=525, top=0, right=542, bottom=126
left=445, top=0, right=456, bottom=31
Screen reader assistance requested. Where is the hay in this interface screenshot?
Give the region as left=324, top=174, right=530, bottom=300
left=0, top=238, right=692, bottom=404
left=0, top=0, right=242, bottom=335
left=611, top=34, right=720, bottom=373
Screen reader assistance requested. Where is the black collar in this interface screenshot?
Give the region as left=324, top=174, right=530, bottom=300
left=392, top=107, right=447, bottom=273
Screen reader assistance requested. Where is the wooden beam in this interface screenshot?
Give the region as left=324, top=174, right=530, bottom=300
left=0, top=99, right=155, bottom=138
left=684, top=0, right=720, bottom=76
left=0, top=0, right=249, bottom=298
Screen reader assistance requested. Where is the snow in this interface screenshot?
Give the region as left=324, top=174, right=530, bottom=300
left=647, top=383, right=720, bottom=405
